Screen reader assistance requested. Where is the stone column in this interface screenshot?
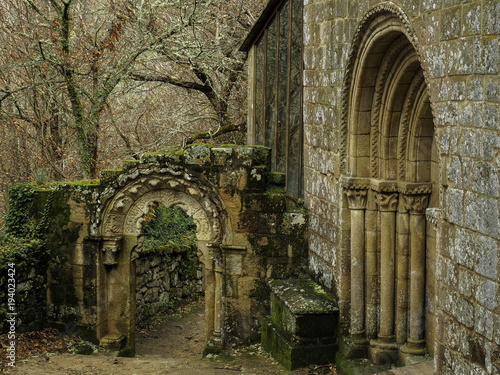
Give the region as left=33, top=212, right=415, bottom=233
left=346, top=188, right=368, bottom=337
left=206, top=244, right=224, bottom=348
left=365, top=194, right=378, bottom=340
left=369, top=192, right=398, bottom=364
left=400, top=194, right=428, bottom=361
left=395, top=200, right=410, bottom=345
left=376, top=192, right=398, bottom=340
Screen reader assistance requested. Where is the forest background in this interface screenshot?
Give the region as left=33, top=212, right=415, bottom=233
left=0, top=0, right=267, bottom=222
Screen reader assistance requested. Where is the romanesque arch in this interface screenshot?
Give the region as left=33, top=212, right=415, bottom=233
left=340, top=5, right=440, bottom=365
left=95, top=168, right=230, bottom=355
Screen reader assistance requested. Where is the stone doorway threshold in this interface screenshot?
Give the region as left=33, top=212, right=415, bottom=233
left=376, top=360, right=434, bottom=375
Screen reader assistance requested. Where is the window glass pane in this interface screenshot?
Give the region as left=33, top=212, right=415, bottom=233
left=276, top=3, right=289, bottom=173
left=287, top=0, right=302, bottom=196
left=255, top=35, right=265, bottom=145
left=265, top=18, right=277, bottom=149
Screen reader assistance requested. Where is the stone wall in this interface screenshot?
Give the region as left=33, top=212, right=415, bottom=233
left=20, top=144, right=308, bottom=353
left=135, top=245, right=203, bottom=322
left=302, top=0, right=499, bottom=373
left=1, top=265, right=47, bottom=334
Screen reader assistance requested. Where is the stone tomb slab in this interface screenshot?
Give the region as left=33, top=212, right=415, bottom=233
left=261, top=279, right=339, bottom=370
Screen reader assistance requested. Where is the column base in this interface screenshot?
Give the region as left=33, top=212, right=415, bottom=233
left=369, top=338, right=398, bottom=365
left=399, top=340, right=427, bottom=366
left=340, top=334, right=369, bottom=359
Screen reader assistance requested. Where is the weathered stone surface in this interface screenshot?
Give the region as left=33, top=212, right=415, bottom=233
left=262, top=279, right=339, bottom=370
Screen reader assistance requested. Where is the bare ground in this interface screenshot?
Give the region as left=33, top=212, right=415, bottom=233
left=1, top=300, right=337, bottom=375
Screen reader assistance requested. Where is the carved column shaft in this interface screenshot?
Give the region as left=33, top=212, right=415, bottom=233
left=376, top=192, right=398, bottom=340
left=407, top=195, right=428, bottom=344
left=365, top=205, right=378, bottom=339
left=346, top=189, right=368, bottom=336
left=395, top=204, right=409, bottom=345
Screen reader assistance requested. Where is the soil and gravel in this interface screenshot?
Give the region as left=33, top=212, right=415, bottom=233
left=0, top=299, right=338, bottom=375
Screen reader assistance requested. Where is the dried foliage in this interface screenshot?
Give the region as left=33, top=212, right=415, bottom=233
left=0, top=0, right=266, bottom=220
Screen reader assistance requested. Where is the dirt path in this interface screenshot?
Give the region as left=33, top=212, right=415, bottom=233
left=2, top=301, right=335, bottom=375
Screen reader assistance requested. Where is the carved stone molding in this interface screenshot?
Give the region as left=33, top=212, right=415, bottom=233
left=426, top=208, right=440, bottom=225
left=102, top=236, right=122, bottom=266
left=402, top=194, right=429, bottom=215
left=371, top=179, right=398, bottom=193
left=376, top=192, right=399, bottom=212
left=397, top=182, right=432, bottom=196
left=346, top=189, right=368, bottom=210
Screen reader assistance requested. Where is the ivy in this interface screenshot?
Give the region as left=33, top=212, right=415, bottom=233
left=0, top=184, right=53, bottom=269
left=4, top=184, right=36, bottom=237
left=142, top=205, right=197, bottom=251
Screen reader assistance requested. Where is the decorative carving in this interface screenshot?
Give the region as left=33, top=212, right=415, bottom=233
left=102, top=237, right=122, bottom=265
left=397, top=74, right=426, bottom=181
left=376, top=192, right=399, bottom=212
left=339, top=2, right=426, bottom=175
left=346, top=189, right=368, bottom=210
left=397, top=182, right=432, bottom=195
left=426, top=208, right=440, bottom=225
left=402, top=194, right=429, bottom=214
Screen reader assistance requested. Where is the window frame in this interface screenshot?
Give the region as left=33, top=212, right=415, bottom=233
left=247, top=0, right=304, bottom=197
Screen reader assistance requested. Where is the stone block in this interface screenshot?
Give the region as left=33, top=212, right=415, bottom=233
left=261, top=317, right=338, bottom=370
left=440, top=7, right=461, bottom=41
left=184, top=144, right=211, bottom=166
left=211, top=147, right=233, bottom=166
left=261, top=279, right=339, bottom=369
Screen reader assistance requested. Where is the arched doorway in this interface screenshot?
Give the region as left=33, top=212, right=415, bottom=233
left=340, top=5, right=439, bottom=365
left=95, top=172, right=229, bottom=355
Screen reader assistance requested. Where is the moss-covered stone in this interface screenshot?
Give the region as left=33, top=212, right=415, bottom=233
left=262, top=279, right=339, bottom=370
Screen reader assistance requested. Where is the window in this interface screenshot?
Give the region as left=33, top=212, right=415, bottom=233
left=242, top=0, right=303, bottom=197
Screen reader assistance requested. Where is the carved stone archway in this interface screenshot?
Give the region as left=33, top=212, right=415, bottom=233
left=95, top=170, right=229, bottom=355
left=340, top=5, right=440, bottom=366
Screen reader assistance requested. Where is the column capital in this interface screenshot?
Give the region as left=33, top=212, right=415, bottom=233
left=376, top=192, right=398, bottom=212
left=345, top=188, right=368, bottom=210
left=402, top=194, right=429, bottom=214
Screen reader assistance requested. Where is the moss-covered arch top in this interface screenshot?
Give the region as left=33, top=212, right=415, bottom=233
left=96, top=168, right=229, bottom=249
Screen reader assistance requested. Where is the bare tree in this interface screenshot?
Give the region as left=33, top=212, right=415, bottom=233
left=0, top=0, right=265, bottom=182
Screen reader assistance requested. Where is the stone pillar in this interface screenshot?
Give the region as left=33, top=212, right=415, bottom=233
left=365, top=193, right=378, bottom=340
left=370, top=192, right=398, bottom=364
left=395, top=200, right=410, bottom=345
left=339, top=178, right=370, bottom=358
left=400, top=194, right=429, bottom=363
left=345, top=188, right=368, bottom=337
left=377, top=192, right=398, bottom=340
left=212, top=251, right=224, bottom=346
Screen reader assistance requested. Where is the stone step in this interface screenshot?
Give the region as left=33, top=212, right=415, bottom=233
left=376, top=360, right=434, bottom=375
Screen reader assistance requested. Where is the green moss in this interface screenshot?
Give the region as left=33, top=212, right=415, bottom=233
left=249, top=279, right=270, bottom=302
left=265, top=185, right=285, bottom=195
left=268, top=172, right=286, bottom=186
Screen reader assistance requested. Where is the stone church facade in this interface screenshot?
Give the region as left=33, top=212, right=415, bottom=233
left=241, top=0, right=500, bottom=373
